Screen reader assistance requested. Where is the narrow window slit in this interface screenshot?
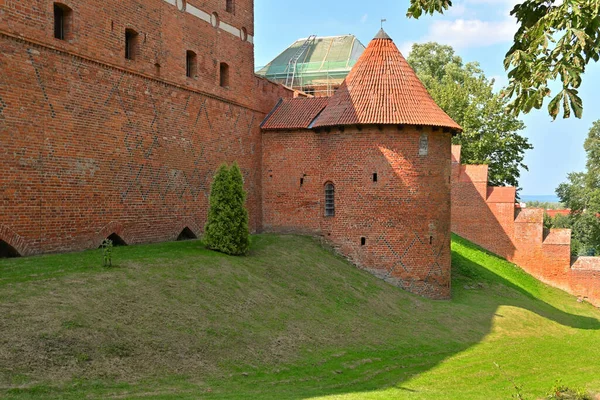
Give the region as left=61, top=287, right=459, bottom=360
left=125, top=29, right=139, bottom=60
left=53, top=3, right=72, bottom=40
left=219, top=62, right=230, bottom=87
left=324, top=183, right=335, bottom=217
left=186, top=50, right=197, bottom=78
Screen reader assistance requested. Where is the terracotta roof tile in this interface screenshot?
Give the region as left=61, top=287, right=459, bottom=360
left=312, top=30, right=461, bottom=130
left=261, top=97, right=329, bottom=130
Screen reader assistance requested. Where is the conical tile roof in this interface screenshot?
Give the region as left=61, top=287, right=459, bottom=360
left=312, top=29, right=461, bottom=130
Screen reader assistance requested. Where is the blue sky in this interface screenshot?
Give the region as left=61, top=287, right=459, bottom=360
left=254, top=0, right=600, bottom=196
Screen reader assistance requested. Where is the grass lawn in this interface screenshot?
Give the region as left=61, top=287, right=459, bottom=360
left=0, top=234, right=599, bottom=399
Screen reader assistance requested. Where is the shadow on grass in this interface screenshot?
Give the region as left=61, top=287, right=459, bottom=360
left=1, top=234, right=599, bottom=400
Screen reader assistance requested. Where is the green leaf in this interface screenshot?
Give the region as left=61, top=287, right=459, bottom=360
left=548, top=93, right=562, bottom=120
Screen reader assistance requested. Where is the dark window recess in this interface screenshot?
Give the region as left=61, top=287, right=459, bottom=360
left=177, top=227, right=197, bottom=241
left=429, top=236, right=433, bottom=245
left=107, top=233, right=127, bottom=246
left=226, top=0, right=235, bottom=13
left=361, top=237, right=366, bottom=246
left=325, top=183, right=335, bottom=217
left=53, top=3, right=72, bottom=40
left=300, top=177, right=304, bottom=186
left=373, top=173, right=378, bottom=182
left=219, top=62, right=230, bottom=87
left=186, top=50, right=197, bottom=78
left=0, top=240, right=20, bottom=258
left=125, top=29, right=138, bottom=60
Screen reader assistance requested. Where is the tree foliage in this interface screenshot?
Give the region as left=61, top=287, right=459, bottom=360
left=407, top=0, right=600, bottom=120
left=526, top=200, right=564, bottom=210
left=408, top=43, right=532, bottom=187
left=204, top=163, right=250, bottom=256
left=555, top=120, right=600, bottom=256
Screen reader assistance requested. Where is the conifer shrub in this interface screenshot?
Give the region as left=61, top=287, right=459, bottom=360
left=204, top=163, right=250, bottom=255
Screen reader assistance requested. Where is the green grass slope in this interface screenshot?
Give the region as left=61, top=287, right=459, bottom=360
left=0, top=234, right=599, bottom=400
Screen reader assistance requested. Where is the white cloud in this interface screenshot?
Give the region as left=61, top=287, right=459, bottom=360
left=399, top=41, right=415, bottom=57
left=424, top=18, right=516, bottom=49
left=360, top=14, right=368, bottom=24
left=446, top=3, right=467, bottom=17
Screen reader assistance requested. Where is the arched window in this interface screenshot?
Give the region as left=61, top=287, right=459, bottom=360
left=53, top=3, right=72, bottom=40
left=325, top=183, right=335, bottom=217
left=226, top=0, right=235, bottom=13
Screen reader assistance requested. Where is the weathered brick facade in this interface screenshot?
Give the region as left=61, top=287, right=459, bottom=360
left=263, top=126, right=453, bottom=298
left=0, top=0, right=291, bottom=254
left=451, top=145, right=600, bottom=306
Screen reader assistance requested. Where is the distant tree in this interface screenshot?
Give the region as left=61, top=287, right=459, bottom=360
left=551, top=214, right=572, bottom=230
left=204, top=163, right=250, bottom=256
left=526, top=201, right=564, bottom=210
left=406, top=0, right=600, bottom=120
left=543, top=212, right=554, bottom=231
left=556, top=120, right=600, bottom=256
left=408, top=43, right=532, bottom=187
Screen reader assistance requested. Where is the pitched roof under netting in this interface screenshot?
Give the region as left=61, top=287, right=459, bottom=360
left=261, top=29, right=462, bottom=132
left=255, top=35, right=366, bottom=87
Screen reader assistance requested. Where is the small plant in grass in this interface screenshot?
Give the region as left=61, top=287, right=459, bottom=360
left=204, top=162, right=250, bottom=255
left=101, top=238, right=113, bottom=267
left=494, top=362, right=528, bottom=400
left=547, top=381, right=593, bottom=400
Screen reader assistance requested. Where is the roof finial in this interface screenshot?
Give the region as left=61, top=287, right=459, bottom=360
left=381, top=18, right=387, bottom=29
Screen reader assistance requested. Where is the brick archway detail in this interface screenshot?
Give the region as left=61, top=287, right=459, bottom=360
left=0, top=225, right=30, bottom=256
left=96, top=222, right=127, bottom=248
left=177, top=218, right=202, bottom=240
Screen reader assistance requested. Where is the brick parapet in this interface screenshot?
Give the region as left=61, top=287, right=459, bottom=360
left=450, top=145, right=600, bottom=307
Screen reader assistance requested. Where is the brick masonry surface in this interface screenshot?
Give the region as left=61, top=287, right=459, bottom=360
left=0, top=0, right=291, bottom=254
left=3, top=0, right=598, bottom=305
left=451, top=145, right=600, bottom=307
left=263, top=126, right=453, bottom=299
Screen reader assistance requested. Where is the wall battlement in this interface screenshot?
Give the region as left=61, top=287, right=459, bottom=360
left=451, top=145, right=600, bottom=306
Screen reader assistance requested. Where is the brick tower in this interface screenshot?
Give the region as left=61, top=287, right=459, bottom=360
left=262, top=29, right=462, bottom=299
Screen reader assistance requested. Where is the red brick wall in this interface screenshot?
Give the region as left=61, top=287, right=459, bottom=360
left=451, top=145, right=600, bottom=306
left=263, top=126, right=453, bottom=299
left=0, top=0, right=291, bottom=254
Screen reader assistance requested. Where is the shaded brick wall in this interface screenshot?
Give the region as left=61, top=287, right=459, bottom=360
left=263, top=126, right=452, bottom=299
left=451, top=145, right=600, bottom=306
left=0, top=0, right=291, bottom=254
